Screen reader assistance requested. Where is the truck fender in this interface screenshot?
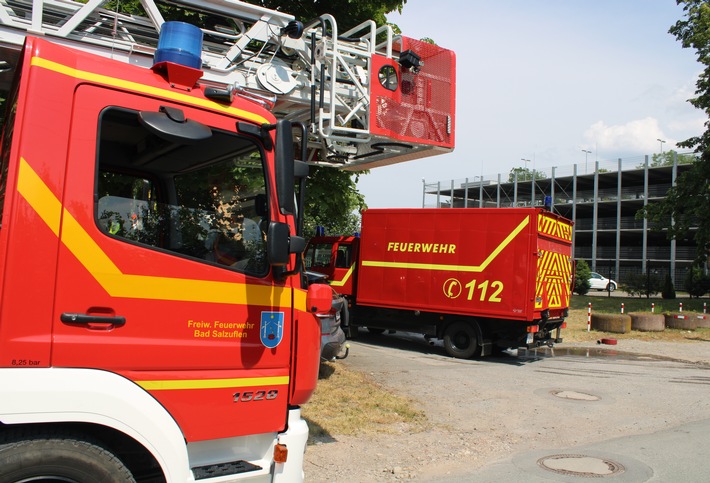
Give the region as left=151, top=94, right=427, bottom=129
left=0, top=368, right=189, bottom=482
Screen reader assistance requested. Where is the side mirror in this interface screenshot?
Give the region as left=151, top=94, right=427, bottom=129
left=267, top=222, right=307, bottom=267
left=267, top=222, right=290, bottom=266
left=306, top=283, right=333, bottom=313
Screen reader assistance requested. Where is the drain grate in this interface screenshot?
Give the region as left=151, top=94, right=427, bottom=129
left=537, top=454, right=625, bottom=478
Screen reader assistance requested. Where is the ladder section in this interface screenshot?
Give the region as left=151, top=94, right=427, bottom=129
left=0, top=0, right=455, bottom=169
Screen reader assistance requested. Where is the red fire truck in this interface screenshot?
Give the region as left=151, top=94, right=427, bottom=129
left=0, top=0, right=455, bottom=481
left=305, top=208, right=574, bottom=359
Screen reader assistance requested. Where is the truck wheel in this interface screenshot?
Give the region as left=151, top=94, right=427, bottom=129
left=0, top=431, right=135, bottom=483
left=443, top=321, right=478, bottom=359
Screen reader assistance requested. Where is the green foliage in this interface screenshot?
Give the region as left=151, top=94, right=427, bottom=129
left=684, top=265, right=710, bottom=298
left=246, top=1, right=407, bottom=31
left=574, top=260, right=592, bottom=295
left=635, top=150, right=696, bottom=168
left=106, top=1, right=408, bottom=33
left=641, top=1, right=710, bottom=264
left=662, top=272, right=677, bottom=299
left=651, top=150, right=696, bottom=167
left=303, top=167, right=366, bottom=238
left=621, top=272, right=662, bottom=298
left=508, top=167, right=547, bottom=182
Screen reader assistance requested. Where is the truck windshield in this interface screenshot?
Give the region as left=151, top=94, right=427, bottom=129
left=95, top=107, right=269, bottom=277
left=304, top=243, right=333, bottom=269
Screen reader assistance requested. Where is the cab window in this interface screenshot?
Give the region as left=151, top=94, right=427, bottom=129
left=95, top=107, right=268, bottom=277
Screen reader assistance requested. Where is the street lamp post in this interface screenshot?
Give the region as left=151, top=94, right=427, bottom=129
left=582, top=149, right=591, bottom=173
left=521, top=158, right=531, bottom=180
left=657, top=138, right=666, bottom=154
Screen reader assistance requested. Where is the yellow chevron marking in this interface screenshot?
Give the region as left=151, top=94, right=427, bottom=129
left=329, top=264, right=355, bottom=287
left=17, top=158, right=305, bottom=310
left=536, top=250, right=572, bottom=309
left=537, top=214, right=572, bottom=241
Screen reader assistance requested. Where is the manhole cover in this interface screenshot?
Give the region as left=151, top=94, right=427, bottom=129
left=550, top=390, right=601, bottom=401
left=537, top=454, right=625, bottom=478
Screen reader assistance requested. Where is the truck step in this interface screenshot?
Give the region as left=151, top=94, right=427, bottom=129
left=192, top=460, right=262, bottom=480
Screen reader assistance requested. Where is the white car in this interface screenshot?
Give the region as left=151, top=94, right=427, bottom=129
left=589, top=272, right=617, bottom=291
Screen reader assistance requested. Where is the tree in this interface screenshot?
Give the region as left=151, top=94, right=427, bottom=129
left=662, top=272, right=676, bottom=299
left=621, top=272, right=661, bottom=298
left=574, top=259, right=592, bottom=295
left=684, top=265, right=710, bottom=298
left=246, top=1, right=407, bottom=31
left=636, top=150, right=696, bottom=168
left=301, top=166, right=366, bottom=237
left=641, top=1, right=710, bottom=264
left=507, top=167, right=547, bottom=182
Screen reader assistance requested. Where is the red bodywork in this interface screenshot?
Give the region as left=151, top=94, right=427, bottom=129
left=307, top=208, right=573, bottom=323
left=365, top=36, right=456, bottom=169
left=0, top=37, right=320, bottom=442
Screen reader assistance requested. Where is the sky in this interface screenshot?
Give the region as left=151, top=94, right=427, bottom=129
left=356, top=0, right=706, bottom=208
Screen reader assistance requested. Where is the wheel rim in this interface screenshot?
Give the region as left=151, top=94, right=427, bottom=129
left=452, top=331, right=470, bottom=350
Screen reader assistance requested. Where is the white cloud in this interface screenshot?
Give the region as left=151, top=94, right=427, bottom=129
left=583, top=117, right=675, bottom=154
left=667, top=117, right=707, bottom=135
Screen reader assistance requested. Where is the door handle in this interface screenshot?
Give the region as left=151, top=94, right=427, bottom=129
left=60, top=313, right=126, bottom=327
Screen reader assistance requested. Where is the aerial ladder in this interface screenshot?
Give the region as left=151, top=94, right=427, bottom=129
left=0, top=0, right=455, bottom=170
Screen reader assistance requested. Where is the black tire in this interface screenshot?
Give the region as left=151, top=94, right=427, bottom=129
left=0, top=430, right=135, bottom=483
left=365, top=327, right=386, bottom=335
left=443, top=321, right=478, bottom=359
left=606, top=283, right=616, bottom=292
left=341, top=303, right=357, bottom=339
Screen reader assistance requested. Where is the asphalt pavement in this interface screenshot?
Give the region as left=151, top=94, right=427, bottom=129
left=342, top=331, right=710, bottom=482
left=434, top=418, right=710, bottom=482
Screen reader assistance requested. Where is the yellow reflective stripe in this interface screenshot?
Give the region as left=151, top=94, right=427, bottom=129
left=30, top=57, right=269, bottom=125
left=361, top=217, right=530, bottom=273
left=329, top=264, right=354, bottom=287
left=137, top=376, right=290, bottom=391
left=17, top=158, right=62, bottom=236
left=18, top=158, right=306, bottom=310
left=60, top=197, right=123, bottom=277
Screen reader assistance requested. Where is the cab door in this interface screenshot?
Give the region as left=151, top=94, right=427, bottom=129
left=50, top=85, right=292, bottom=442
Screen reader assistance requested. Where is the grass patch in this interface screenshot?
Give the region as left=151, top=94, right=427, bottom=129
left=571, top=295, right=708, bottom=314
left=302, top=361, right=427, bottom=442
left=565, top=297, right=710, bottom=343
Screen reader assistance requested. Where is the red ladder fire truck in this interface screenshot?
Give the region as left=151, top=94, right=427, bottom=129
left=0, top=0, right=455, bottom=481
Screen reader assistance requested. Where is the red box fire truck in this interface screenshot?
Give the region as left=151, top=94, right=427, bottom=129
left=0, top=0, right=455, bottom=481
left=305, top=208, right=574, bottom=359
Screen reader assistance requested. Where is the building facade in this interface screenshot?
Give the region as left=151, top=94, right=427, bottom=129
left=423, top=153, right=700, bottom=285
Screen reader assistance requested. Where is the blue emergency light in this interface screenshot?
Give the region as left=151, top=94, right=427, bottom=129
left=154, top=21, right=203, bottom=70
